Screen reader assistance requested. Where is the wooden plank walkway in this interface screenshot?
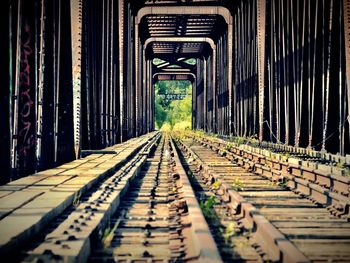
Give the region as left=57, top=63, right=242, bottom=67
left=0, top=132, right=158, bottom=255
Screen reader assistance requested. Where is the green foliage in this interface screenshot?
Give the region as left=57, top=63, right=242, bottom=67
left=168, top=64, right=182, bottom=68
left=336, top=162, right=346, bottom=169
left=72, top=191, right=81, bottom=207
left=278, top=177, right=289, bottom=187
left=155, top=100, right=167, bottom=129
left=336, top=162, right=350, bottom=177
left=154, top=81, right=192, bottom=129
left=160, top=122, right=171, bottom=132
left=231, top=137, right=245, bottom=146
left=211, top=180, right=221, bottom=190
left=152, top=58, right=166, bottom=65
left=101, top=220, right=119, bottom=248
left=225, top=143, right=233, bottom=151
left=200, top=195, right=217, bottom=219
left=344, top=168, right=350, bottom=176
left=183, top=58, right=197, bottom=65
left=167, top=96, right=192, bottom=127
left=173, top=121, right=192, bottom=131
left=196, top=130, right=205, bottom=137
left=223, top=222, right=237, bottom=243
left=283, top=152, right=290, bottom=158
left=232, top=178, right=244, bottom=191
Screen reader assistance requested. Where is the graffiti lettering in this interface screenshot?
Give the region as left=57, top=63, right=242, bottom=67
left=18, top=22, right=35, bottom=158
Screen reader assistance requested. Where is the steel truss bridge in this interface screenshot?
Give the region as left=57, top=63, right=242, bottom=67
left=0, top=0, right=350, bottom=262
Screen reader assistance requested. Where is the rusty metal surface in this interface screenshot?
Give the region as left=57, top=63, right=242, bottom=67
left=70, top=0, right=83, bottom=158
left=176, top=144, right=263, bottom=262
left=179, top=132, right=350, bottom=262
left=176, top=137, right=307, bottom=262
left=343, top=0, right=350, bottom=129
left=200, top=134, right=350, bottom=215
left=257, top=0, right=266, bottom=142
left=1, top=133, right=220, bottom=262
left=87, top=135, right=221, bottom=262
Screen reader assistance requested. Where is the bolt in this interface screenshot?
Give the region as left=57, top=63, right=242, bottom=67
left=68, top=235, right=76, bottom=241
left=143, top=250, right=152, bottom=257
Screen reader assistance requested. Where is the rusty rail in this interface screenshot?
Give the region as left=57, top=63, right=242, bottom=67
left=175, top=137, right=309, bottom=263
left=175, top=132, right=350, bottom=262
left=10, top=133, right=221, bottom=263
left=190, top=133, right=350, bottom=219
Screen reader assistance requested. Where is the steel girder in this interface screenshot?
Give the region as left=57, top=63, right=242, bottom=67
left=135, top=6, right=233, bottom=135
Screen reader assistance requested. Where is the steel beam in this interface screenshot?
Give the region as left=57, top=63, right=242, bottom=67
left=213, top=48, right=217, bottom=133
left=142, top=48, right=147, bottom=135
left=70, top=0, right=83, bottom=157
left=137, top=6, right=232, bottom=25
left=343, top=0, right=350, bottom=132
left=257, top=0, right=266, bottom=142
left=118, top=0, right=124, bottom=142
left=228, top=21, right=233, bottom=136
left=135, top=21, right=139, bottom=137
left=203, top=58, right=207, bottom=132
left=35, top=0, right=45, bottom=170
left=136, top=6, right=233, bottom=135
left=144, top=37, right=215, bottom=50
left=152, top=72, right=196, bottom=82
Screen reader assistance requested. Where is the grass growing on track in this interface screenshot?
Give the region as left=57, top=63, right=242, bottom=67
left=232, top=178, right=244, bottom=191
left=199, top=195, right=217, bottom=220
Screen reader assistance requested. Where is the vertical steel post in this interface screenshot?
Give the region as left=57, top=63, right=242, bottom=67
left=54, top=0, right=61, bottom=163
left=70, top=0, right=83, bottom=156
left=147, top=59, right=151, bottom=133
left=135, top=17, right=139, bottom=137
left=322, top=0, right=333, bottom=151
left=9, top=0, right=13, bottom=179
left=109, top=3, right=113, bottom=143
left=118, top=0, right=124, bottom=142
left=100, top=0, right=106, bottom=146
left=339, top=2, right=345, bottom=155
left=36, top=0, right=45, bottom=170
left=142, top=48, right=147, bottom=135
left=203, top=57, right=207, bottom=132
left=104, top=0, right=111, bottom=147
left=309, top=0, right=319, bottom=148
left=228, top=12, right=233, bottom=136
left=344, top=0, right=350, bottom=136
left=213, top=47, right=217, bottom=132
left=257, top=0, right=266, bottom=142
left=11, top=0, right=22, bottom=178
left=234, top=15, right=238, bottom=136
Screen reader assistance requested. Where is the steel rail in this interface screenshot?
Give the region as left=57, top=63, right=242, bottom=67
left=180, top=132, right=350, bottom=262
left=175, top=135, right=309, bottom=262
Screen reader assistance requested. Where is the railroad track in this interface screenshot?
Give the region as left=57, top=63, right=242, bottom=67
left=10, top=133, right=220, bottom=263
left=175, top=133, right=350, bottom=262
left=3, top=131, right=350, bottom=263
left=175, top=142, right=263, bottom=262
left=0, top=132, right=159, bottom=256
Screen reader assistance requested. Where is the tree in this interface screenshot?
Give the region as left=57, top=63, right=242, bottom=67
left=154, top=81, right=192, bottom=129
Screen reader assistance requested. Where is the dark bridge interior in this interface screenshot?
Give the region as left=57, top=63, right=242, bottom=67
left=1, top=1, right=350, bottom=262
left=0, top=0, right=350, bottom=182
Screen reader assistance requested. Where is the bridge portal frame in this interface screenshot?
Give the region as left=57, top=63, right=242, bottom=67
left=135, top=6, right=233, bottom=135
